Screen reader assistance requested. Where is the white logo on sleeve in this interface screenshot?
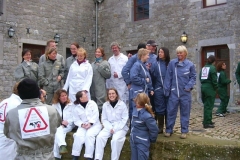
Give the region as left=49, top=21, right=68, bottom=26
left=201, top=67, right=210, bottom=80
left=18, top=106, right=50, bottom=139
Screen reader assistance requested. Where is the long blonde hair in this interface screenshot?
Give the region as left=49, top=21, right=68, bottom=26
left=134, top=93, right=154, bottom=117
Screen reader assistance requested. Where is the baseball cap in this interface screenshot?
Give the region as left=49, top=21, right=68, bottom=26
left=146, top=40, right=158, bottom=46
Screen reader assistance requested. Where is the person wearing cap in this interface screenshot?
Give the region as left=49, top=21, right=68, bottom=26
left=164, top=45, right=196, bottom=139
left=106, top=42, right=128, bottom=104
left=0, top=82, right=22, bottom=160
left=14, top=49, right=39, bottom=83
left=4, top=78, right=62, bottom=160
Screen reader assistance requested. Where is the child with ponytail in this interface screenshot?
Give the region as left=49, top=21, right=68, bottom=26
left=130, top=93, right=159, bottom=160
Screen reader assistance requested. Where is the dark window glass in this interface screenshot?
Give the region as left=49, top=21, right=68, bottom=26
left=134, top=0, right=149, bottom=21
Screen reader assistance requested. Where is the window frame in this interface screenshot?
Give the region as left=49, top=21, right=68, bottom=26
left=203, top=0, right=227, bottom=8
left=134, top=0, right=149, bottom=21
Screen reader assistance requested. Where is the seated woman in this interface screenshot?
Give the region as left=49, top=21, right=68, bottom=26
left=52, top=89, right=75, bottom=160
left=95, top=88, right=129, bottom=160
left=72, top=91, right=102, bottom=160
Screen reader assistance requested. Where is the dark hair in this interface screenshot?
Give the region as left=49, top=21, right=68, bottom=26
left=207, top=55, right=215, bottom=64
left=22, top=49, right=32, bottom=62
left=74, top=91, right=85, bottom=105
left=52, top=89, right=70, bottom=104
left=137, top=43, right=146, bottom=50
left=71, top=42, right=80, bottom=49
left=157, top=47, right=170, bottom=66
left=216, top=62, right=225, bottom=72
left=96, top=47, right=106, bottom=60
left=106, top=88, right=120, bottom=101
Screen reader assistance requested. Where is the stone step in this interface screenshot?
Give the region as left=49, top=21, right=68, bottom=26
left=61, top=132, right=240, bottom=160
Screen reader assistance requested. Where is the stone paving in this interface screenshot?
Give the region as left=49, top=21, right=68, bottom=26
left=172, top=102, right=240, bottom=141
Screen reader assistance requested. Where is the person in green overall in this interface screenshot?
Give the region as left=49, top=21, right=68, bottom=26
left=216, top=62, right=231, bottom=117
left=200, top=55, right=218, bottom=128
left=235, top=62, right=240, bottom=104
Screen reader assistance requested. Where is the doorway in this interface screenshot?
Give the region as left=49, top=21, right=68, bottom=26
left=23, top=44, right=45, bottom=64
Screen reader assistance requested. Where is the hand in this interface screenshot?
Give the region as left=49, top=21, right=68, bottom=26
left=150, top=91, right=154, bottom=96
left=62, top=120, right=69, bottom=126
left=110, top=129, right=114, bottom=134
left=57, top=75, right=62, bottom=82
left=85, top=123, right=92, bottom=129
left=40, top=89, right=47, bottom=102
left=127, top=84, right=131, bottom=89
left=113, top=72, right=118, bottom=78
left=146, top=78, right=149, bottom=83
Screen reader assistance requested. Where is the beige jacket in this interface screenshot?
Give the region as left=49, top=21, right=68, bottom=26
left=4, top=98, right=61, bottom=160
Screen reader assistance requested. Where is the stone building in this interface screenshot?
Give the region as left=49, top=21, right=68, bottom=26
left=0, top=0, right=240, bottom=108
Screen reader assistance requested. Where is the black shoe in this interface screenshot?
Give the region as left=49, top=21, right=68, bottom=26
left=210, top=122, right=215, bottom=125
left=203, top=124, right=215, bottom=128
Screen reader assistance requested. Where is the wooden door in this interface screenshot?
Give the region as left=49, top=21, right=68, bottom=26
left=23, top=44, right=45, bottom=64
left=201, top=45, right=230, bottom=96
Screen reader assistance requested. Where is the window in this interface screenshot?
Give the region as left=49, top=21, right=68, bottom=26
left=0, top=0, right=3, bottom=15
left=203, top=0, right=227, bottom=8
left=134, top=0, right=149, bottom=21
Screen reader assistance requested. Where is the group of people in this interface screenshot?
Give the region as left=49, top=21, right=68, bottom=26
left=0, top=37, right=232, bottom=160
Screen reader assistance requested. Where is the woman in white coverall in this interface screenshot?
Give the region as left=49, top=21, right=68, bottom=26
left=0, top=83, right=22, bottom=160
left=72, top=91, right=102, bottom=160
left=63, top=48, right=93, bottom=102
left=95, top=88, right=129, bottom=160
left=52, top=89, right=75, bottom=159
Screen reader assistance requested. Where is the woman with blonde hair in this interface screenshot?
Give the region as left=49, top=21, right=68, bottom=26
left=38, top=47, right=64, bottom=104
left=164, top=45, right=196, bottom=139
left=63, top=48, right=93, bottom=102
left=130, top=93, right=158, bottom=160
left=52, top=89, right=75, bottom=159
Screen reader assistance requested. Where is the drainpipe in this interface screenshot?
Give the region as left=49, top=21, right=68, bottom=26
left=93, top=0, right=104, bottom=49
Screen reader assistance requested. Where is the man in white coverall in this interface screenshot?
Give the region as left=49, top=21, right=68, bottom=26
left=0, top=82, right=22, bottom=160
left=106, top=42, right=128, bottom=103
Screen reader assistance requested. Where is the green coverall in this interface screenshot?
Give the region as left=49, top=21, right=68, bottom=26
left=217, top=71, right=231, bottom=114
left=200, top=63, right=218, bottom=125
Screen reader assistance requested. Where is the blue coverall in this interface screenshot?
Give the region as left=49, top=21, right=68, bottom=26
left=130, top=60, right=154, bottom=114
left=130, top=108, right=159, bottom=160
left=122, top=53, right=156, bottom=118
left=151, top=59, right=168, bottom=115
left=164, top=58, right=196, bottom=134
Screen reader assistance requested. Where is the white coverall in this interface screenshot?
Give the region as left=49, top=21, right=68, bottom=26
left=72, top=100, right=102, bottom=158
left=106, top=53, right=128, bottom=103
left=63, top=60, right=93, bottom=102
left=95, top=100, right=129, bottom=160
left=0, top=94, right=22, bottom=160
left=53, top=102, right=75, bottom=158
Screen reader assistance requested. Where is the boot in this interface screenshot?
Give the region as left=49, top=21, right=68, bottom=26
left=72, top=156, right=79, bottom=160
left=59, top=145, right=68, bottom=155
left=157, top=115, right=164, bottom=134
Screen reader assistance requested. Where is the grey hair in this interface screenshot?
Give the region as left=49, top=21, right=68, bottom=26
left=110, top=42, right=121, bottom=49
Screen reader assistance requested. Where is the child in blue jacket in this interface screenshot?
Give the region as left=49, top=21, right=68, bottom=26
left=130, top=93, right=159, bottom=160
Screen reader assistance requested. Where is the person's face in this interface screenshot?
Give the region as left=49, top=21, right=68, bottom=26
left=23, top=51, right=31, bottom=61
left=80, top=91, right=88, bottom=103
left=177, top=51, right=186, bottom=61
left=48, top=51, right=57, bottom=60
left=111, top=45, right=120, bottom=56
left=95, top=49, right=103, bottom=58
left=77, top=52, right=85, bottom=61
left=108, top=90, right=117, bottom=101
left=70, top=45, right=78, bottom=55
left=49, top=42, right=57, bottom=49
left=141, top=53, right=149, bottom=62
left=59, top=92, right=68, bottom=103
left=146, top=45, right=156, bottom=53
left=159, top=49, right=165, bottom=59
left=222, top=63, right=226, bottom=70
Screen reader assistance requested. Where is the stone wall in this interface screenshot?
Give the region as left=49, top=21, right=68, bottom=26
left=0, top=0, right=96, bottom=99
left=97, top=0, right=240, bottom=105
